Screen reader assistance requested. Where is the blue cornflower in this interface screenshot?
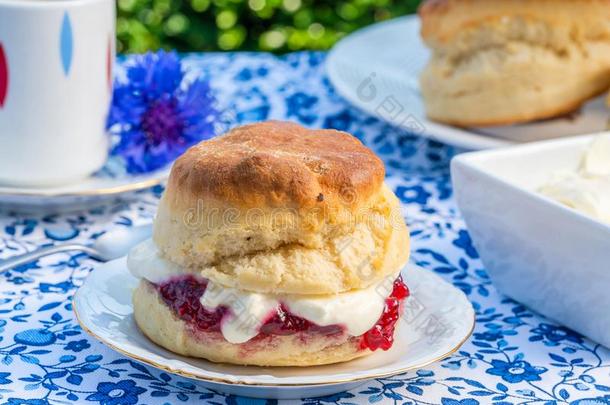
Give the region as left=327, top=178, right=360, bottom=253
left=86, top=379, right=146, bottom=405
left=107, top=51, right=218, bottom=174
left=486, top=359, right=547, bottom=383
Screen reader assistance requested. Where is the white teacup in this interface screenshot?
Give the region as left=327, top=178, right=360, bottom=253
left=0, top=0, right=115, bottom=187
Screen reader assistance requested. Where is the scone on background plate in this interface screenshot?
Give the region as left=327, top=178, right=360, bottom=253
left=419, top=0, right=610, bottom=127
left=128, top=121, right=411, bottom=367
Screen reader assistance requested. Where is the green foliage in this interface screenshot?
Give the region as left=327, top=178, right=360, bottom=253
left=116, top=0, right=421, bottom=53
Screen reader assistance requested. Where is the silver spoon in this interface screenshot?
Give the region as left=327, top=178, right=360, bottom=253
left=0, top=223, right=152, bottom=274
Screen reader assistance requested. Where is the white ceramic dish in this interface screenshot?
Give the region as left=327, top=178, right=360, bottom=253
left=0, top=166, right=169, bottom=212
left=452, top=133, right=610, bottom=347
left=73, top=258, right=474, bottom=399
left=326, top=16, right=610, bottom=150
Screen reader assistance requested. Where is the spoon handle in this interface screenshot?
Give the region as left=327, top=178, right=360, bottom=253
left=0, top=244, right=103, bottom=274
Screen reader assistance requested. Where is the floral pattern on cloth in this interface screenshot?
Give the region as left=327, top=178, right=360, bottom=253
left=0, top=52, right=609, bottom=405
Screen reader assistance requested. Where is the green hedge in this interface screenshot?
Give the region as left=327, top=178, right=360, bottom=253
left=117, top=0, right=421, bottom=53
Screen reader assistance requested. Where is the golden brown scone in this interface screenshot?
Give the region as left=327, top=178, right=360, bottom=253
left=163, top=120, right=385, bottom=209
left=419, top=0, right=610, bottom=127
left=153, top=121, right=410, bottom=295
left=131, top=121, right=411, bottom=367
left=133, top=281, right=371, bottom=367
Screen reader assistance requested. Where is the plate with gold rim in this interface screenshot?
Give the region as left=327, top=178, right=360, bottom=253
left=0, top=166, right=170, bottom=212
left=73, top=257, right=474, bottom=399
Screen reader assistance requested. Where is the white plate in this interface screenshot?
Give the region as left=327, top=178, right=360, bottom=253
left=326, top=16, right=610, bottom=150
left=0, top=166, right=169, bottom=212
left=73, top=258, right=474, bottom=399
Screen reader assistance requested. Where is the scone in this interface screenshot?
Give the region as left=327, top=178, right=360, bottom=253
left=128, top=121, right=411, bottom=366
left=419, top=0, right=610, bottom=127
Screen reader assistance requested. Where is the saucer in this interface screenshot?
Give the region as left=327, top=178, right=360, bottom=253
left=326, top=16, right=610, bottom=150
left=73, top=258, right=475, bottom=399
left=0, top=163, right=169, bottom=212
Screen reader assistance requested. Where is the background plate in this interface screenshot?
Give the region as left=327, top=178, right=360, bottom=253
left=74, top=258, right=474, bottom=399
left=326, top=16, right=610, bottom=150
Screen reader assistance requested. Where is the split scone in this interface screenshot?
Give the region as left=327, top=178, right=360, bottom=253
left=128, top=121, right=411, bottom=366
left=419, top=0, right=610, bottom=127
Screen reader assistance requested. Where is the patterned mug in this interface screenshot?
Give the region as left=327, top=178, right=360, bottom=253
left=0, top=0, right=115, bottom=187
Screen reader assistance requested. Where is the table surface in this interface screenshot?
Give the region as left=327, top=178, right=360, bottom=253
left=1, top=52, right=609, bottom=405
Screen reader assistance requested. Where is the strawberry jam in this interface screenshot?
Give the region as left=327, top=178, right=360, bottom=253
left=359, top=277, right=410, bottom=351
left=157, top=276, right=225, bottom=332
left=156, top=275, right=409, bottom=350
left=259, top=304, right=344, bottom=336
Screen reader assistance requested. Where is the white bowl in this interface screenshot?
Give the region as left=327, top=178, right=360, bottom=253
left=451, top=133, right=610, bottom=348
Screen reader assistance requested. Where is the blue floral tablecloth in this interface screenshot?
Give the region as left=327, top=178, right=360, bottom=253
left=1, top=52, right=609, bottom=405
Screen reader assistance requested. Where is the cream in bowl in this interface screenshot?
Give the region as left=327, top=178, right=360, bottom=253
left=539, top=134, right=610, bottom=225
